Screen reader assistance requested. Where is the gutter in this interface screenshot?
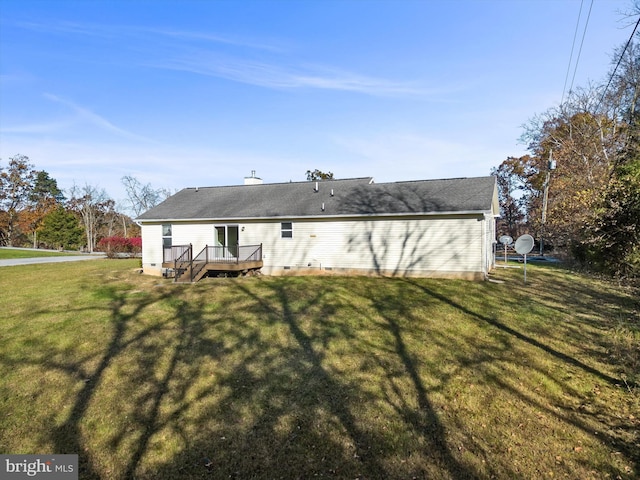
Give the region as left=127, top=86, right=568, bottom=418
left=136, top=209, right=493, bottom=224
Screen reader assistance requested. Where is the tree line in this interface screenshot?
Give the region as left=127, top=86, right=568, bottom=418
left=0, top=155, right=168, bottom=252
left=493, top=21, right=640, bottom=279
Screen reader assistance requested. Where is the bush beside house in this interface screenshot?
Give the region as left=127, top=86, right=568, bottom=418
left=97, top=236, right=142, bottom=258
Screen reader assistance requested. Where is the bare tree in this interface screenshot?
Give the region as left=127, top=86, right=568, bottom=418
left=0, top=155, right=36, bottom=246
left=68, top=183, right=113, bottom=252
left=122, top=175, right=170, bottom=217
left=491, top=157, right=527, bottom=238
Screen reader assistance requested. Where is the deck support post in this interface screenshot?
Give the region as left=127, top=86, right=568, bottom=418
left=189, top=243, right=193, bottom=283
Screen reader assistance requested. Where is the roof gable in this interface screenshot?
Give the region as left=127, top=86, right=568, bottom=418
left=136, top=176, right=497, bottom=221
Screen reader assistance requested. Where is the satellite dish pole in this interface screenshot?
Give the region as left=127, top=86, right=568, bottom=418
left=499, top=235, right=513, bottom=265
left=515, top=234, right=535, bottom=284
left=540, top=150, right=556, bottom=255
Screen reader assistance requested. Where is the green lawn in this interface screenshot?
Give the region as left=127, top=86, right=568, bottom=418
left=0, top=260, right=638, bottom=479
left=0, top=247, right=79, bottom=259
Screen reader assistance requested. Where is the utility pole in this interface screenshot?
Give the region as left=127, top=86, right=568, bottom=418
left=540, top=150, right=556, bottom=255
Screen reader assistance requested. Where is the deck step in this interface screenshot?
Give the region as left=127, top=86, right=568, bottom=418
left=175, top=260, right=264, bottom=282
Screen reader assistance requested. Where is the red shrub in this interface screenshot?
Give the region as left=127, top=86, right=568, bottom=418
left=97, top=236, right=142, bottom=258
left=129, top=237, right=142, bottom=249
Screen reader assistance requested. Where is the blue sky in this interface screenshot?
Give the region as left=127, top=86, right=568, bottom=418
left=0, top=0, right=634, bottom=206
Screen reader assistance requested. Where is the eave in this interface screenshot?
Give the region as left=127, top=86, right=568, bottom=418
left=136, top=209, right=493, bottom=224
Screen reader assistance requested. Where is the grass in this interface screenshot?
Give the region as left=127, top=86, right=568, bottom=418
left=0, top=247, right=79, bottom=259
left=0, top=259, right=638, bottom=479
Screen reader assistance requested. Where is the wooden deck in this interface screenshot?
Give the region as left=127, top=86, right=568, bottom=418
left=174, top=260, right=263, bottom=282
left=163, top=244, right=263, bottom=282
left=161, top=260, right=264, bottom=270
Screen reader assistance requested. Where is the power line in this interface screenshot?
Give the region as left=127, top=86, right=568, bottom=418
left=561, top=0, right=585, bottom=104
left=568, top=0, right=594, bottom=98
left=596, top=15, right=640, bottom=113
left=562, top=0, right=594, bottom=105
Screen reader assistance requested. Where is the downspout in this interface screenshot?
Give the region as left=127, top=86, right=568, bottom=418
left=482, top=215, right=487, bottom=279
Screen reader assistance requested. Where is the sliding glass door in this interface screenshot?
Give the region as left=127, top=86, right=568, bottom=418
left=214, top=225, right=239, bottom=259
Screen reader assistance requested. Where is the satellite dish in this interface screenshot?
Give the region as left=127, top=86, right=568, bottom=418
left=514, top=234, right=535, bottom=255
left=499, top=235, right=513, bottom=245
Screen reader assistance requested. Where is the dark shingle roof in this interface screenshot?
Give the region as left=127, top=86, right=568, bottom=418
left=136, top=176, right=497, bottom=221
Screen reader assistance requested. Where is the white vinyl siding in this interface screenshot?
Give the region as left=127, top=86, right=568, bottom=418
left=141, top=224, right=163, bottom=273
left=171, top=223, right=215, bottom=253
left=242, top=215, right=486, bottom=277
left=141, top=213, right=492, bottom=279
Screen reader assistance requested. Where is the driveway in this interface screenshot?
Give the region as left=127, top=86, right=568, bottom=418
left=0, top=253, right=106, bottom=267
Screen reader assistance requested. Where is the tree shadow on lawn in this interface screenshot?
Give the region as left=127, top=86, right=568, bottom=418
left=0, top=283, right=175, bottom=478
left=12, top=276, right=456, bottom=478
left=353, top=282, right=481, bottom=478
left=48, top=285, right=179, bottom=479
left=402, top=277, right=640, bottom=478
left=125, top=277, right=484, bottom=479
left=492, top=266, right=639, bottom=360
left=23, top=276, right=574, bottom=478
left=114, top=274, right=635, bottom=479
left=6, top=272, right=636, bottom=479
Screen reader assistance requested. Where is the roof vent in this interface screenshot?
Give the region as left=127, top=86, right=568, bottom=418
left=314, top=181, right=319, bottom=192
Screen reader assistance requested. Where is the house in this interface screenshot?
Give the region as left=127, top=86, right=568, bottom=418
left=136, top=175, right=499, bottom=281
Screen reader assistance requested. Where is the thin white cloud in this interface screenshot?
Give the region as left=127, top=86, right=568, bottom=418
left=143, top=27, right=286, bottom=53
left=2, top=119, right=74, bottom=134
left=42, top=93, right=152, bottom=142
left=14, top=19, right=439, bottom=98
left=15, top=21, right=284, bottom=52
left=152, top=55, right=442, bottom=98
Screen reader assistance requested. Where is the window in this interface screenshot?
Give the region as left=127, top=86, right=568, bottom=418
left=281, top=222, right=293, bottom=238
left=162, top=224, right=172, bottom=247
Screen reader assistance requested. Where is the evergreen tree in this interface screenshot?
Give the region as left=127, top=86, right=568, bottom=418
left=38, top=206, right=84, bottom=250
left=20, top=170, right=65, bottom=247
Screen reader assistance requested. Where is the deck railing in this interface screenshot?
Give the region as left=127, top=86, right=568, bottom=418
left=172, top=244, right=193, bottom=282
left=163, top=244, right=192, bottom=263
left=195, top=244, right=262, bottom=264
